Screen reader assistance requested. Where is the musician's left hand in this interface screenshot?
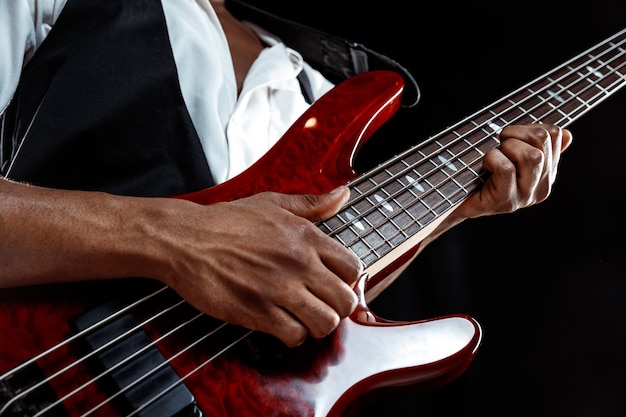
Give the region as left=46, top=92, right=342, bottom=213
left=458, top=123, right=573, bottom=218
left=417, top=124, right=573, bottom=248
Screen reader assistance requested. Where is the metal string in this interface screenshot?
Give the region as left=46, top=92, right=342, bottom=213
left=323, top=30, right=626, bottom=265
left=1, top=27, right=624, bottom=417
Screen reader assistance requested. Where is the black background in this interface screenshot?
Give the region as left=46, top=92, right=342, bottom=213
left=255, top=1, right=626, bottom=416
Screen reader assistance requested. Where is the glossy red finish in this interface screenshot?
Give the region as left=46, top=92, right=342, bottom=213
left=0, top=71, right=482, bottom=417
left=177, top=70, right=404, bottom=203
left=0, top=281, right=135, bottom=416
left=0, top=278, right=481, bottom=417
left=194, top=276, right=481, bottom=417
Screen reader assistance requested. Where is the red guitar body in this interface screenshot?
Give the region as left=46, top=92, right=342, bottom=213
left=0, top=71, right=482, bottom=417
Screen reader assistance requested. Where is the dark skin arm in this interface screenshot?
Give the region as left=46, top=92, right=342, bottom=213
left=0, top=179, right=360, bottom=347
left=0, top=123, right=572, bottom=347
left=0, top=1, right=573, bottom=347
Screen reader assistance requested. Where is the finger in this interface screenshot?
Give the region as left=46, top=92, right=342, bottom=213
left=501, top=124, right=568, bottom=173
left=501, top=124, right=576, bottom=205
left=318, top=235, right=363, bottom=285
left=294, top=228, right=360, bottom=322
left=479, top=148, right=518, bottom=211
left=499, top=137, right=544, bottom=200
left=262, top=307, right=311, bottom=347
left=269, top=186, right=351, bottom=222
left=535, top=124, right=573, bottom=155
left=502, top=123, right=549, bottom=169
left=267, top=186, right=363, bottom=285
left=280, top=284, right=346, bottom=341
left=306, top=267, right=359, bottom=317
left=538, top=125, right=573, bottom=181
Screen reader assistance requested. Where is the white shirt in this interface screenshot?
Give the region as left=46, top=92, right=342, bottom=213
left=0, top=0, right=334, bottom=183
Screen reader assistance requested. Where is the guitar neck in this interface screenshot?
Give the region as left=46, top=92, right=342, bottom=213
left=322, top=28, right=626, bottom=272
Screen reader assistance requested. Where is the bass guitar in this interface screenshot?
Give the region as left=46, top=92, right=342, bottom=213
left=1, top=27, right=625, bottom=417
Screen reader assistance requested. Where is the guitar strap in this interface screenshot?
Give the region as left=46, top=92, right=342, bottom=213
left=225, top=0, right=421, bottom=108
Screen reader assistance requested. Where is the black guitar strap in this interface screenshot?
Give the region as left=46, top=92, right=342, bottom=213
left=225, top=0, right=420, bottom=108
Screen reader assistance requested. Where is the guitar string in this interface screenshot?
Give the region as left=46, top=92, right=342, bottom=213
left=341, top=54, right=626, bottom=265
left=4, top=29, right=625, bottom=416
left=0, top=285, right=171, bottom=415
left=339, top=25, right=626, bottom=219
left=0, top=289, right=185, bottom=416
left=331, top=28, right=626, bottom=242
left=79, top=33, right=626, bottom=416
left=336, top=54, right=626, bottom=267
left=93, top=47, right=626, bottom=415
left=326, top=31, right=626, bottom=253
left=32, top=309, right=207, bottom=417
left=323, top=33, right=626, bottom=266
left=23, top=289, right=231, bottom=417
left=8, top=287, right=248, bottom=416
left=122, top=329, right=254, bottom=417
left=77, top=322, right=240, bottom=417
left=0, top=285, right=168, bottom=382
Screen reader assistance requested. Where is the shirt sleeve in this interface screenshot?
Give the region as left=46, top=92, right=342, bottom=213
left=0, top=0, right=67, bottom=115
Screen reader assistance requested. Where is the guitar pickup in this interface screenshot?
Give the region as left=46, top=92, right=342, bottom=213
left=69, top=301, right=201, bottom=417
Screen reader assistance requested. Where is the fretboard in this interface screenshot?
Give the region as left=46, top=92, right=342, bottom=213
left=318, top=28, right=626, bottom=269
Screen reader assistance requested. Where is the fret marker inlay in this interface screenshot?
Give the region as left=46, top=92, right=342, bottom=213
left=374, top=194, right=393, bottom=211
left=344, top=212, right=365, bottom=231
left=488, top=122, right=503, bottom=134
left=438, top=155, right=458, bottom=171
left=405, top=174, right=425, bottom=192
left=586, top=65, right=603, bottom=78
left=547, top=90, right=566, bottom=103
left=318, top=28, right=626, bottom=276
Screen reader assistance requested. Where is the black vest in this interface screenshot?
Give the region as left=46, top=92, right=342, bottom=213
left=1, top=0, right=214, bottom=197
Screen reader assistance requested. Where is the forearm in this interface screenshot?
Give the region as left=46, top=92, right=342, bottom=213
left=0, top=177, right=167, bottom=288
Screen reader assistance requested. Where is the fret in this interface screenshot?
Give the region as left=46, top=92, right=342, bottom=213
left=447, top=132, right=480, bottom=161
left=487, top=108, right=504, bottom=124
left=511, top=89, right=544, bottom=124
left=449, top=122, right=474, bottom=137
left=490, top=101, right=520, bottom=127
left=552, top=67, right=590, bottom=117
left=321, top=182, right=395, bottom=265
left=404, top=151, right=436, bottom=182
left=417, top=124, right=498, bottom=177
left=570, top=65, right=607, bottom=105
left=534, top=87, right=573, bottom=125
left=388, top=195, right=422, bottom=237
left=319, top=28, right=626, bottom=269
left=416, top=139, right=444, bottom=162
left=528, top=38, right=626, bottom=124
left=330, top=146, right=485, bottom=266
left=594, top=65, right=626, bottom=94
left=363, top=192, right=399, bottom=243
left=471, top=112, right=503, bottom=135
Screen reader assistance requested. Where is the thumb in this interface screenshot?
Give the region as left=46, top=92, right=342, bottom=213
left=272, top=186, right=351, bottom=222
